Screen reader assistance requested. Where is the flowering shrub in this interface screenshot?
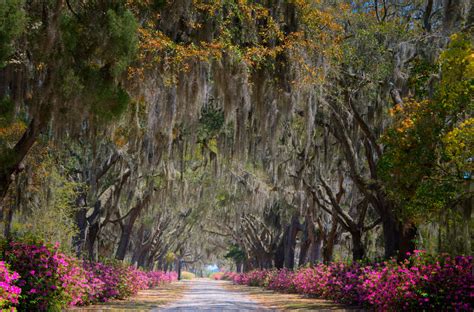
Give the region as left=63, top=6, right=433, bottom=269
left=56, top=254, right=89, bottom=306
left=0, top=239, right=177, bottom=310
left=266, top=269, right=296, bottom=293
left=147, top=271, right=178, bottom=288
left=81, top=261, right=176, bottom=302
left=233, top=252, right=474, bottom=310
left=221, top=272, right=239, bottom=281
left=1, top=241, right=82, bottom=310
left=0, top=261, right=21, bottom=310
left=234, top=270, right=270, bottom=286
left=210, top=272, right=224, bottom=280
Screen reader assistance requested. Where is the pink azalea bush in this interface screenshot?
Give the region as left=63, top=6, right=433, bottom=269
left=1, top=240, right=83, bottom=310
left=0, top=239, right=177, bottom=310
left=82, top=260, right=176, bottom=303
left=233, top=252, right=473, bottom=311
left=0, top=261, right=21, bottom=310
left=210, top=272, right=225, bottom=280
left=234, top=269, right=270, bottom=286
left=266, top=268, right=296, bottom=293
left=147, top=271, right=178, bottom=288
left=221, top=272, right=238, bottom=281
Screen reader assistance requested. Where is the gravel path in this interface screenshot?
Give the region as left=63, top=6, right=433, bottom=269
left=155, top=279, right=272, bottom=312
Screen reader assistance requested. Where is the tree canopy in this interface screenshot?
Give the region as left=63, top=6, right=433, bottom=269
left=0, top=0, right=472, bottom=272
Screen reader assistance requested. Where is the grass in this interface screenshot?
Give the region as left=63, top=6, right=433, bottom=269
left=223, top=282, right=363, bottom=311
left=68, top=282, right=188, bottom=311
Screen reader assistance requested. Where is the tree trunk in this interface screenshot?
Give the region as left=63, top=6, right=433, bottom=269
left=86, top=200, right=102, bottom=261
left=0, top=118, right=43, bottom=206
left=73, top=207, right=87, bottom=257
left=116, top=193, right=150, bottom=260
left=274, top=237, right=285, bottom=269
left=399, top=223, right=417, bottom=261
left=382, top=215, right=400, bottom=259
left=382, top=212, right=417, bottom=260
left=115, top=207, right=141, bottom=260
left=283, top=215, right=299, bottom=269
left=462, top=181, right=473, bottom=255
left=308, top=224, right=322, bottom=264
left=236, top=260, right=242, bottom=273
left=298, top=219, right=310, bottom=266
left=87, top=222, right=99, bottom=262
left=322, top=239, right=335, bottom=263
left=73, top=190, right=88, bottom=256
left=243, top=259, right=252, bottom=272
left=323, top=212, right=338, bottom=263
left=351, top=230, right=365, bottom=261
left=3, top=205, right=14, bottom=238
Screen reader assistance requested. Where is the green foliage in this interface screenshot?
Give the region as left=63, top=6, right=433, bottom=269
left=0, top=96, right=15, bottom=125
left=88, top=76, right=130, bottom=121
left=437, top=33, right=474, bottom=112
left=342, top=15, right=406, bottom=91
left=59, top=4, right=138, bottom=121
left=165, top=252, right=176, bottom=264
left=198, top=102, right=225, bottom=140
left=408, top=58, right=437, bottom=99
left=197, top=101, right=225, bottom=155
left=379, top=33, right=474, bottom=224
left=106, top=9, right=139, bottom=77
left=13, top=155, right=80, bottom=253
left=0, top=0, right=26, bottom=67
left=224, top=244, right=245, bottom=262
left=443, top=118, right=474, bottom=173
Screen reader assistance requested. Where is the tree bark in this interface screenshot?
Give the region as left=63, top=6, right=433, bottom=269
left=399, top=223, right=417, bottom=261
left=274, top=236, right=285, bottom=269
left=115, top=192, right=151, bottom=260
left=73, top=206, right=87, bottom=257
left=298, top=218, right=310, bottom=266
left=382, top=212, right=417, bottom=261
left=115, top=207, right=141, bottom=260
left=308, top=222, right=323, bottom=264
left=351, top=230, right=365, bottom=261
left=283, top=215, right=299, bottom=269
left=87, top=221, right=100, bottom=262
left=0, top=118, right=44, bottom=204
left=382, top=214, right=400, bottom=259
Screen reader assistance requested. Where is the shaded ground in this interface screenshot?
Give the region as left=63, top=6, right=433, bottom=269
left=155, top=279, right=271, bottom=311
left=225, top=282, right=363, bottom=311
left=69, top=282, right=188, bottom=311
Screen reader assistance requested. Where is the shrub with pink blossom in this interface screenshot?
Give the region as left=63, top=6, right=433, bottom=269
left=82, top=261, right=128, bottom=301
left=147, top=271, right=178, bottom=288
left=1, top=240, right=81, bottom=311
left=233, top=252, right=473, bottom=310
left=0, top=239, right=178, bottom=309
left=210, top=272, right=225, bottom=280
left=235, top=269, right=271, bottom=287
left=0, top=261, right=21, bottom=310
left=266, top=269, right=296, bottom=293
left=222, top=271, right=238, bottom=281
left=55, top=253, right=89, bottom=306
